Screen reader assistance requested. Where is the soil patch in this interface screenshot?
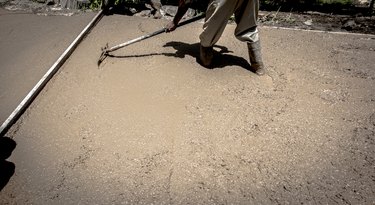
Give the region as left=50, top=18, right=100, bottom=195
left=1, top=0, right=375, bottom=34
left=258, top=10, right=375, bottom=35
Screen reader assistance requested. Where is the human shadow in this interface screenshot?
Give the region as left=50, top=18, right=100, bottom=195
left=107, top=41, right=252, bottom=71
left=163, top=41, right=251, bottom=70
left=0, top=136, right=16, bottom=191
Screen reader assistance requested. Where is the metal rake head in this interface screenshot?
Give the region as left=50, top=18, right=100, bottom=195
left=97, top=43, right=109, bottom=67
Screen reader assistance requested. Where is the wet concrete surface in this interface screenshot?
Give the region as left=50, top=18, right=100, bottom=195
left=0, top=8, right=96, bottom=124
left=1, top=13, right=375, bottom=204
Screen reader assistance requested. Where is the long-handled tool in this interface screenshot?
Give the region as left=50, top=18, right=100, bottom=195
left=97, top=13, right=205, bottom=66
left=98, top=28, right=165, bottom=66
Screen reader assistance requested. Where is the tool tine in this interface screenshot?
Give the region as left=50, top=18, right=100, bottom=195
left=97, top=51, right=107, bottom=66
left=97, top=43, right=109, bottom=67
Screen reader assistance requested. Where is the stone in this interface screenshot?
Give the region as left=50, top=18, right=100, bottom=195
left=134, top=10, right=151, bottom=17
left=161, top=5, right=196, bottom=18
left=304, top=19, right=313, bottom=26
left=342, top=19, right=357, bottom=30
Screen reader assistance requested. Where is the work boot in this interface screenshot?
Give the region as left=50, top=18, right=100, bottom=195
left=200, top=45, right=214, bottom=68
left=248, top=41, right=265, bottom=76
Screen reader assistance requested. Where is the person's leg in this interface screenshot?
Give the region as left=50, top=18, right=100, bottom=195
left=199, top=0, right=237, bottom=67
left=234, top=0, right=265, bottom=75
left=234, top=0, right=258, bottom=42
left=199, top=0, right=237, bottom=47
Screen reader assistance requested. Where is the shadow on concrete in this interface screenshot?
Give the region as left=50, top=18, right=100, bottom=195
left=0, top=136, right=16, bottom=191
left=106, top=41, right=253, bottom=72
left=163, top=41, right=251, bottom=70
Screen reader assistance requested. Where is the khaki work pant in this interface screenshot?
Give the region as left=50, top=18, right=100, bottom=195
left=199, top=0, right=260, bottom=47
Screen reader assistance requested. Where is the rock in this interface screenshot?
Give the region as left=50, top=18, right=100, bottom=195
left=342, top=19, right=357, bottom=30
left=358, top=0, right=370, bottom=4
left=161, top=5, right=178, bottom=16
left=134, top=10, right=151, bottom=17
left=129, top=7, right=137, bottom=14
left=161, top=5, right=196, bottom=18
left=304, top=19, right=313, bottom=26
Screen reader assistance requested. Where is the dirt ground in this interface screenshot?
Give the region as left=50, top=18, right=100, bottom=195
left=0, top=11, right=374, bottom=204
left=258, top=10, right=375, bottom=35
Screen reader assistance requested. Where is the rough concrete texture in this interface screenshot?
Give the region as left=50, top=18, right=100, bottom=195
left=1, top=14, right=375, bottom=204
left=0, top=8, right=96, bottom=124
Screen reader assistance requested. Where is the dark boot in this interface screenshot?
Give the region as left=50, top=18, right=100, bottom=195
left=248, top=41, right=265, bottom=76
left=200, top=45, right=214, bottom=68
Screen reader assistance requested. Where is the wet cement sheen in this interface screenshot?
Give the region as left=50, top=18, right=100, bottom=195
left=1, top=14, right=375, bottom=204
